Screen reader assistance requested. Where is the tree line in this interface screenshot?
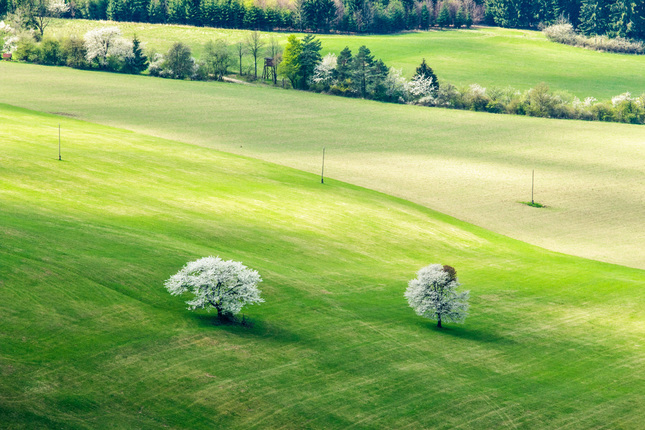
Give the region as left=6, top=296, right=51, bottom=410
left=486, top=0, right=645, bottom=40
left=3, top=0, right=643, bottom=39
left=4, top=25, right=645, bottom=124
left=1, top=0, right=482, bottom=35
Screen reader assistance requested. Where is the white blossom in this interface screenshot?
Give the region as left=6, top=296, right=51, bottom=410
left=0, top=21, right=18, bottom=53
left=468, top=83, right=487, bottom=98
left=405, top=264, right=469, bottom=327
left=47, top=0, right=70, bottom=14
left=405, top=74, right=436, bottom=100
left=312, top=53, right=337, bottom=86
left=164, top=256, right=263, bottom=318
left=84, top=27, right=130, bottom=66
left=384, top=67, right=407, bottom=101
left=573, top=96, right=597, bottom=109
left=148, top=52, right=165, bottom=76
left=612, top=92, right=633, bottom=107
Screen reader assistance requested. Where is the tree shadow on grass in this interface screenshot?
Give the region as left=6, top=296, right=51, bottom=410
left=421, top=322, right=514, bottom=345
left=191, top=313, right=305, bottom=345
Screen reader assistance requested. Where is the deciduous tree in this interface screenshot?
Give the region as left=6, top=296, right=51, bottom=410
left=405, top=264, right=469, bottom=328
left=278, top=34, right=302, bottom=88
left=203, top=38, right=231, bottom=80
left=165, top=256, right=264, bottom=321
left=245, top=30, right=265, bottom=79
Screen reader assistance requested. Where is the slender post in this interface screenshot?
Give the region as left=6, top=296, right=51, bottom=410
left=321, top=147, right=325, bottom=184
left=58, top=124, right=61, bottom=161
left=531, top=169, right=534, bottom=204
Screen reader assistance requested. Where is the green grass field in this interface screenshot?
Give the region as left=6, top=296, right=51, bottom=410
left=47, top=19, right=645, bottom=99
left=1, top=104, right=644, bottom=428
left=1, top=61, right=643, bottom=270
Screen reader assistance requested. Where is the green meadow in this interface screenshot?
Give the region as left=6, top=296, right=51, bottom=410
left=1, top=104, right=644, bottom=428
left=48, top=19, right=645, bottom=99
left=1, top=62, right=643, bottom=269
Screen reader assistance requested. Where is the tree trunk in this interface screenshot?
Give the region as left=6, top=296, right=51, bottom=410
left=437, top=315, right=442, bottom=328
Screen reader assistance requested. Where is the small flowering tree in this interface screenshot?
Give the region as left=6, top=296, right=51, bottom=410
left=0, top=21, right=19, bottom=53
left=311, top=53, right=337, bottom=88
left=383, top=67, right=407, bottom=102
left=164, top=256, right=264, bottom=321
left=405, top=264, right=469, bottom=328
left=405, top=74, right=436, bottom=104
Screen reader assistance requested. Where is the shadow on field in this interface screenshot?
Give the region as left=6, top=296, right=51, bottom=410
left=425, top=323, right=513, bottom=345
left=192, top=314, right=305, bottom=345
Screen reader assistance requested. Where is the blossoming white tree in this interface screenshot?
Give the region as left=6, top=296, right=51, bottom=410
left=405, top=74, right=436, bottom=102
left=84, top=27, right=132, bottom=68
left=311, top=52, right=337, bottom=86
left=405, top=264, right=469, bottom=328
left=0, top=21, right=19, bottom=53
left=164, top=256, right=264, bottom=321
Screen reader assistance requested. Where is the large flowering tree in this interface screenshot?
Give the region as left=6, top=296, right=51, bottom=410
left=405, top=264, right=469, bottom=328
left=164, top=256, right=264, bottom=320
left=84, top=27, right=131, bottom=68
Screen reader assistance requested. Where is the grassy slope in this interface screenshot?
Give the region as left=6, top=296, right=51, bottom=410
left=1, top=104, right=644, bottom=429
left=1, top=62, right=644, bottom=270
left=48, top=19, right=645, bottom=100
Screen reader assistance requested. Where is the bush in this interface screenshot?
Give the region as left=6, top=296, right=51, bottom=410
left=40, top=38, right=64, bottom=65
left=463, top=84, right=490, bottom=111
left=62, top=36, right=88, bottom=69
left=148, top=52, right=164, bottom=77
left=14, top=36, right=40, bottom=63
left=543, top=23, right=645, bottom=55
left=162, top=42, right=195, bottom=79
left=431, top=83, right=464, bottom=109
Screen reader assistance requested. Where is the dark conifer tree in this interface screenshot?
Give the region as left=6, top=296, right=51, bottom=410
left=437, top=2, right=451, bottom=27
left=578, top=0, right=613, bottom=35
left=127, top=34, right=149, bottom=74
left=414, top=58, right=439, bottom=90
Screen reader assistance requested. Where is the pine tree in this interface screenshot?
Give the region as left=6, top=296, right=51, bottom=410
left=414, top=58, right=438, bottom=90
left=579, top=0, right=613, bottom=36
left=351, top=45, right=375, bottom=97
left=127, top=34, right=148, bottom=74
left=407, top=6, right=418, bottom=29
left=299, top=34, right=322, bottom=89
left=437, top=2, right=450, bottom=28
left=609, top=0, right=632, bottom=38
left=629, top=1, right=645, bottom=40
left=455, top=5, right=466, bottom=28
left=107, top=0, right=124, bottom=21
left=420, top=3, right=431, bottom=29
left=335, top=46, right=353, bottom=82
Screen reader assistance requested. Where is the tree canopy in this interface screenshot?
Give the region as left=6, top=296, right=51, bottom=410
left=164, top=256, right=264, bottom=320
left=405, top=264, right=469, bottom=328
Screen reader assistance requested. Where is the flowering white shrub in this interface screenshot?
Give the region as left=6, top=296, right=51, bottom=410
left=164, top=256, right=264, bottom=319
left=0, top=21, right=18, bottom=53
left=405, top=264, right=469, bottom=328
left=611, top=92, right=638, bottom=107
left=573, top=96, right=597, bottom=109
left=405, top=74, right=436, bottom=101
left=467, top=83, right=487, bottom=98
left=384, top=67, right=407, bottom=102
left=84, top=27, right=132, bottom=67
left=312, top=53, right=337, bottom=86
left=543, top=23, right=644, bottom=55
left=148, top=53, right=164, bottom=76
